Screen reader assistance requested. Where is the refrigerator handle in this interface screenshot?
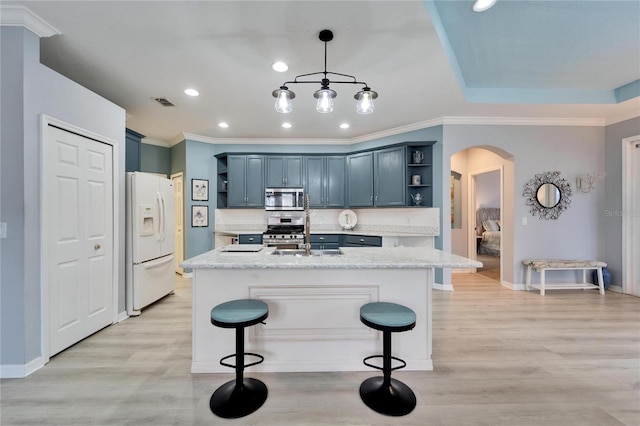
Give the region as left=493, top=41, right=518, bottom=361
left=156, top=191, right=163, bottom=241
left=160, top=191, right=167, bottom=239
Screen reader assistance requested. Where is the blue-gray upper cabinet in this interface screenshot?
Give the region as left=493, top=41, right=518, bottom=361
left=346, top=152, right=374, bottom=207
left=266, top=156, right=303, bottom=188
left=347, top=146, right=406, bottom=207
left=304, top=156, right=346, bottom=208
left=227, top=155, right=265, bottom=208
left=374, top=146, right=406, bottom=207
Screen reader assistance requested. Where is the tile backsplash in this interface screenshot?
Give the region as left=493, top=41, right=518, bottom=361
left=215, top=208, right=440, bottom=236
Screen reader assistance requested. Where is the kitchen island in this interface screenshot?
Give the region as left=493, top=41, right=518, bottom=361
left=181, top=246, right=481, bottom=374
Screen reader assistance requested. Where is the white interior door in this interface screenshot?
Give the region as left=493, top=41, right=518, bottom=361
left=44, top=125, right=114, bottom=357
left=632, top=140, right=640, bottom=296
left=171, top=173, right=184, bottom=275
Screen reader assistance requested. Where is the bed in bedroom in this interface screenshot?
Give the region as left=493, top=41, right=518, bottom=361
left=477, top=208, right=501, bottom=256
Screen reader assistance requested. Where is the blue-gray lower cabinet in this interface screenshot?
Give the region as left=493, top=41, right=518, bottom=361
left=310, top=234, right=341, bottom=250
left=343, top=234, right=382, bottom=247
left=238, top=234, right=263, bottom=244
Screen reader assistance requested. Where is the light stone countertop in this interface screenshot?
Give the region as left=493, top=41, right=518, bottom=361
left=181, top=246, right=482, bottom=270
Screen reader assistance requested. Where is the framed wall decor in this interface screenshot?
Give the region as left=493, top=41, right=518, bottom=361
left=191, top=205, right=209, bottom=227
left=192, top=178, right=209, bottom=201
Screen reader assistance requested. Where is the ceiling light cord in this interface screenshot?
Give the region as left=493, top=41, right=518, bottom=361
left=272, top=29, right=378, bottom=114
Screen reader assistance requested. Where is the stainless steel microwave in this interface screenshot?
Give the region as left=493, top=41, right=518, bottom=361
left=265, top=188, right=304, bottom=211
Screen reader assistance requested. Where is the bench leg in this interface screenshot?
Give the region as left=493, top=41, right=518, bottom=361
left=540, top=270, right=545, bottom=296
left=525, top=266, right=531, bottom=291
left=596, top=268, right=605, bottom=295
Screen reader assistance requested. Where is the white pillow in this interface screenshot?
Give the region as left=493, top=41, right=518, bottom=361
left=483, top=220, right=500, bottom=232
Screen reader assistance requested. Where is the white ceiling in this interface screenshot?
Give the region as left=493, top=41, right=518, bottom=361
left=4, top=0, right=639, bottom=143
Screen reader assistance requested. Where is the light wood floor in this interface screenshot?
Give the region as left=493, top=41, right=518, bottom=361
left=2, top=274, right=639, bottom=425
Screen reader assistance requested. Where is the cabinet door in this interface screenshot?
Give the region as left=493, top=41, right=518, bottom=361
left=266, top=156, right=303, bottom=187
left=326, top=156, right=346, bottom=208
left=227, top=156, right=247, bottom=207
left=375, top=146, right=406, bottom=206
left=245, top=155, right=265, bottom=207
left=305, top=157, right=325, bottom=207
left=284, top=156, right=303, bottom=187
left=347, top=152, right=374, bottom=207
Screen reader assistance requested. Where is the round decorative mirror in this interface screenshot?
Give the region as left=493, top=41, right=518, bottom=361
left=536, top=183, right=560, bottom=208
left=523, top=171, right=572, bottom=220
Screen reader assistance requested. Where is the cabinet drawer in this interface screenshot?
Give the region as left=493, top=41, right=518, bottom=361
left=238, top=234, right=263, bottom=244
left=310, top=234, right=340, bottom=244
left=343, top=235, right=382, bottom=247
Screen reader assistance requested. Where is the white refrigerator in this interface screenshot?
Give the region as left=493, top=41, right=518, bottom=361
left=126, top=172, right=175, bottom=316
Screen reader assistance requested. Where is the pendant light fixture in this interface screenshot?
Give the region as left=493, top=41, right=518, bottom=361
left=272, top=29, right=378, bottom=114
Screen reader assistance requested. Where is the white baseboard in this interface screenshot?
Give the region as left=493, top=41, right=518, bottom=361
left=501, top=281, right=525, bottom=291
left=182, top=272, right=193, bottom=279
left=0, top=357, right=44, bottom=378
left=434, top=282, right=454, bottom=291
left=116, top=311, right=129, bottom=323
left=608, top=285, right=622, bottom=293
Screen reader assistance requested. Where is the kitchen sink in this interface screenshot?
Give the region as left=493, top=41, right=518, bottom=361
left=271, top=249, right=343, bottom=257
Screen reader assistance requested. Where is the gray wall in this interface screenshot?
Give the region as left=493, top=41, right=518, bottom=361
left=603, top=117, right=640, bottom=286
left=442, top=124, right=604, bottom=286
left=0, top=27, right=125, bottom=369
left=141, top=143, right=171, bottom=177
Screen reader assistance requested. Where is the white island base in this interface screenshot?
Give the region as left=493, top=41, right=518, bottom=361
left=191, top=268, right=433, bottom=373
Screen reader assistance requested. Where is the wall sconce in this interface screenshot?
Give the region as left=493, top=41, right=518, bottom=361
left=576, top=171, right=606, bottom=193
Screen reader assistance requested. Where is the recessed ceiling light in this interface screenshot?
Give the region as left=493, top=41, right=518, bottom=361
left=272, top=61, right=289, bottom=72
left=340, top=123, right=350, bottom=129
left=282, top=122, right=292, bottom=129
left=473, top=0, right=497, bottom=12
left=218, top=122, right=229, bottom=128
left=184, top=88, right=199, bottom=96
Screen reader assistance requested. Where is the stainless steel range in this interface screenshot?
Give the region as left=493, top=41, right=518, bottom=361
left=262, top=210, right=305, bottom=249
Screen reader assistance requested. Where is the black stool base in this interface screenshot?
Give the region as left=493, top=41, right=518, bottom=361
left=359, top=376, right=416, bottom=416
left=210, top=378, right=268, bottom=419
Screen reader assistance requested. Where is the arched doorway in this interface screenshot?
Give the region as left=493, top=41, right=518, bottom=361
left=447, top=146, right=515, bottom=289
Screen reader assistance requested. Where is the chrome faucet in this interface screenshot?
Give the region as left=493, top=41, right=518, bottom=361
left=304, top=194, right=311, bottom=256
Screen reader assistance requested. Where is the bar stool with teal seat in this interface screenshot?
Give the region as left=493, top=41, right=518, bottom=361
left=359, top=301, right=417, bottom=416
left=209, top=299, right=269, bottom=419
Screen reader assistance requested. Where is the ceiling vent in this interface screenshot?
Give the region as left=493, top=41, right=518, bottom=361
left=152, top=97, right=175, bottom=107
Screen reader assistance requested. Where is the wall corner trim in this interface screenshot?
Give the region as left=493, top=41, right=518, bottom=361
left=0, top=5, right=61, bottom=37
left=0, top=357, right=45, bottom=379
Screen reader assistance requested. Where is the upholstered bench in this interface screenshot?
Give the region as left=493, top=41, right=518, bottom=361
left=523, top=259, right=606, bottom=296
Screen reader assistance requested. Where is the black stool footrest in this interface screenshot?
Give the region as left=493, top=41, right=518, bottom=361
left=220, top=352, right=264, bottom=369
left=363, top=354, right=407, bottom=372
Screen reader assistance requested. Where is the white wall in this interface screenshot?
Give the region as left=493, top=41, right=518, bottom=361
left=475, top=170, right=500, bottom=210
left=0, top=26, right=125, bottom=374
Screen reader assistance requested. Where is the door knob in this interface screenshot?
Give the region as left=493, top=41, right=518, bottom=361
left=94, top=244, right=101, bottom=250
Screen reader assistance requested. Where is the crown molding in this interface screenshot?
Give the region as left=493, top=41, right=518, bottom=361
left=605, top=109, right=640, bottom=126
left=349, top=117, right=445, bottom=144
left=0, top=6, right=61, bottom=37
left=441, top=116, right=607, bottom=127
left=164, top=114, right=626, bottom=147
left=141, top=137, right=170, bottom=147
left=174, top=132, right=349, bottom=147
